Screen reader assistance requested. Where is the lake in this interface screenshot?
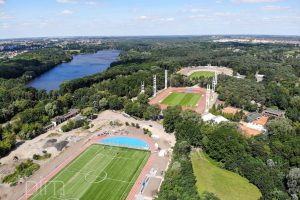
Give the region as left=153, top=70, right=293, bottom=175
left=27, top=50, right=120, bottom=91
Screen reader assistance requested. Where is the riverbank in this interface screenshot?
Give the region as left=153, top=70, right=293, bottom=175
left=0, top=48, right=72, bottom=80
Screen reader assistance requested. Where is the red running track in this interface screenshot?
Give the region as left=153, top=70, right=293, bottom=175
left=19, top=134, right=155, bottom=200
left=149, top=87, right=207, bottom=114
left=126, top=135, right=155, bottom=200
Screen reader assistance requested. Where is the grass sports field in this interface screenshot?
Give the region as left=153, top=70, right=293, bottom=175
left=191, top=149, right=262, bottom=200
left=30, top=144, right=150, bottom=200
left=161, top=92, right=201, bottom=107
left=189, top=71, right=215, bottom=78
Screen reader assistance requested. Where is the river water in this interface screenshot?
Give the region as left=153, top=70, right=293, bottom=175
left=27, top=50, right=120, bottom=91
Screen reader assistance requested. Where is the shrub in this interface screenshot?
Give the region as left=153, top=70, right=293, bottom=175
left=2, top=160, right=40, bottom=185
left=61, top=119, right=87, bottom=132
left=143, top=128, right=151, bottom=135
left=135, top=123, right=140, bottom=129
left=33, top=152, right=51, bottom=160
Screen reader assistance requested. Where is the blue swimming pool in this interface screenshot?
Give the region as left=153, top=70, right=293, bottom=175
left=99, top=137, right=150, bottom=150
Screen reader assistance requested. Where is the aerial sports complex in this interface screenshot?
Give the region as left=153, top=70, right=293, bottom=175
left=20, top=135, right=162, bottom=200
left=20, top=66, right=227, bottom=200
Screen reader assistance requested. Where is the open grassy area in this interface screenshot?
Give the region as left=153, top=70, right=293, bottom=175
left=191, top=149, right=262, bottom=200
left=30, top=144, right=150, bottom=200
left=162, top=92, right=201, bottom=107
left=189, top=71, right=215, bottom=78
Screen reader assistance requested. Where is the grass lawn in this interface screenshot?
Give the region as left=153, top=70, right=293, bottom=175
left=189, top=71, right=215, bottom=78
left=30, top=144, right=150, bottom=200
left=191, top=149, right=262, bottom=200
left=161, top=92, right=201, bottom=107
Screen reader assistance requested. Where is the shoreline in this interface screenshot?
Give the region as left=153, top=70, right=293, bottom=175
left=26, top=49, right=121, bottom=91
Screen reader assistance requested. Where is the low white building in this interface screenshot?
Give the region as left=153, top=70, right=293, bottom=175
left=202, top=113, right=229, bottom=124
left=247, top=123, right=265, bottom=131
left=255, top=72, right=264, bottom=82
left=214, top=116, right=229, bottom=124
left=158, top=150, right=167, bottom=157
left=202, top=113, right=216, bottom=122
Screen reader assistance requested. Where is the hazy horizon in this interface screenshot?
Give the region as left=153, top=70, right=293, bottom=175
left=0, top=0, right=299, bottom=39
left=1, top=34, right=300, bottom=40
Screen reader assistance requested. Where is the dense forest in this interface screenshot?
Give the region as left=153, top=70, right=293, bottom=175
left=158, top=106, right=300, bottom=199
left=0, top=37, right=299, bottom=199
left=0, top=49, right=72, bottom=79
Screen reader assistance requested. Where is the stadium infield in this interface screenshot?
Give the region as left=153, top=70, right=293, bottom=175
left=29, top=144, right=150, bottom=200
left=189, top=71, right=215, bottom=78
left=161, top=92, right=202, bottom=107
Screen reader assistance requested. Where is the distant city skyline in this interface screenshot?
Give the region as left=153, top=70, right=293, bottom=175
left=0, top=0, right=299, bottom=39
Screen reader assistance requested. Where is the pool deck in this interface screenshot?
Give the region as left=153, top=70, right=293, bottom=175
left=98, top=136, right=151, bottom=150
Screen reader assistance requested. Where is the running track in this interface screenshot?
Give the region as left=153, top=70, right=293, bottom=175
left=19, top=135, right=155, bottom=200
left=149, top=87, right=207, bottom=114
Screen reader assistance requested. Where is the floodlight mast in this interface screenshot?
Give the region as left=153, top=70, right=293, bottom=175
left=205, top=84, right=211, bottom=113
left=141, top=81, right=145, bottom=94
left=211, top=71, right=218, bottom=101
left=153, top=75, right=157, bottom=97
left=165, top=70, right=168, bottom=89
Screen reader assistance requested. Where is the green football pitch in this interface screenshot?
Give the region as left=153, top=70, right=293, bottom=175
left=161, top=92, right=201, bottom=107
left=30, top=144, right=150, bottom=200
left=189, top=71, right=215, bottom=78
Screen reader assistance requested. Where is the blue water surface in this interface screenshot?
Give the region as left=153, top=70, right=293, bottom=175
left=99, top=137, right=150, bottom=150
left=27, top=50, right=120, bottom=91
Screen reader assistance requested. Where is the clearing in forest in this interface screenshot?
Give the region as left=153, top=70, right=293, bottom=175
left=191, top=149, right=262, bottom=200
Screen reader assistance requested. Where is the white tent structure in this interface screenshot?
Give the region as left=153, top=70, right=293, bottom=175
left=202, top=113, right=229, bottom=124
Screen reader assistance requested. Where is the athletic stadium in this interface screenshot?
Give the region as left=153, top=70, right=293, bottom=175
left=149, top=87, right=208, bottom=114
left=20, top=131, right=172, bottom=200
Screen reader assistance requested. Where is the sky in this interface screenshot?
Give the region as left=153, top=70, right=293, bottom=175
left=0, top=0, right=299, bottom=39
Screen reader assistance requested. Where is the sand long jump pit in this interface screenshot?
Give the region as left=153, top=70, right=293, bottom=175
left=23, top=136, right=155, bottom=200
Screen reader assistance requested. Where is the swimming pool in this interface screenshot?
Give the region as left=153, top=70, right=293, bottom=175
left=98, top=137, right=150, bottom=150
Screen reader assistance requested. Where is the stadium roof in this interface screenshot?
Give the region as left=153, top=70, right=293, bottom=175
left=247, top=112, right=261, bottom=123
left=264, top=108, right=285, bottom=115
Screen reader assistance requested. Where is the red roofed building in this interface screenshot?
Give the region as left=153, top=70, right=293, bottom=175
left=239, top=124, right=262, bottom=137
left=253, top=116, right=269, bottom=126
